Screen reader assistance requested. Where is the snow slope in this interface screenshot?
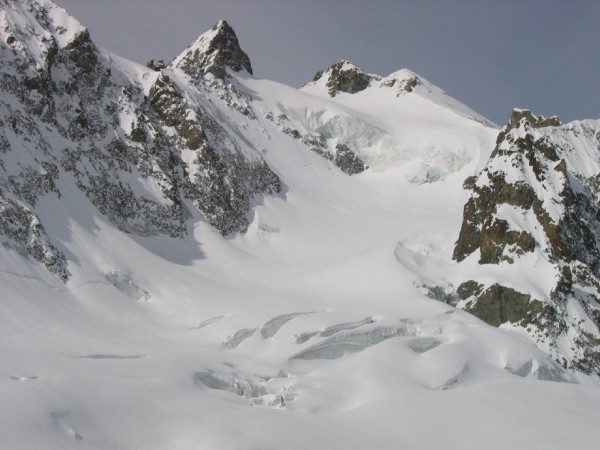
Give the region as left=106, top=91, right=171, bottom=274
left=1, top=1, right=600, bottom=449
left=3, top=157, right=600, bottom=450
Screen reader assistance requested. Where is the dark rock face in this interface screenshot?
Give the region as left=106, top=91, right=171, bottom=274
left=333, top=143, right=367, bottom=175
left=457, top=282, right=546, bottom=328
left=453, top=109, right=600, bottom=374
left=455, top=109, right=600, bottom=269
left=173, top=20, right=253, bottom=79
left=63, top=29, right=97, bottom=75
left=0, top=193, right=67, bottom=280
left=282, top=127, right=301, bottom=140
left=314, top=61, right=374, bottom=97
left=186, top=145, right=280, bottom=235
left=380, top=75, right=421, bottom=95
left=146, top=73, right=280, bottom=235
left=146, top=59, right=166, bottom=71
left=508, top=109, right=561, bottom=129
left=0, top=3, right=280, bottom=277
left=149, top=74, right=206, bottom=150
left=302, top=133, right=333, bottom=161
left=205, top=20, right=253, bottom=75
left=470, top=216, right=535, bottom=264
left=294, top=129, right=366, bottom=175
left=454, top=175, right=538, bottom=264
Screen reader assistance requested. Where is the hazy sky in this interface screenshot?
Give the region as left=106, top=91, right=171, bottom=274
left=54, top=0, right=600, bottom=125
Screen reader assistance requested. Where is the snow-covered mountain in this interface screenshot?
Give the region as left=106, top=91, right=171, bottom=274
left=2, top=1, right=600, bottom=449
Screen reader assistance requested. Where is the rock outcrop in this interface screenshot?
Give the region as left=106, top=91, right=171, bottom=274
left=333, top=143, right=367, bottom=175
left=453, top=109, right=600, bottom=374
left=312, top=60, right=377, bottom=97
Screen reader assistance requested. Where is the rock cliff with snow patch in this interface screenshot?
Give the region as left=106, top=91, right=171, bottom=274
left=311, top=60, right=377, bottom=97
left=170, top=19, right=252, bottom=79
left=453, top=109, right=600, bottom=374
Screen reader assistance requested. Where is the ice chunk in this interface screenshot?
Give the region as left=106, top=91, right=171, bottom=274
left=105, top=271, right=150, bottom=302
left=505, top=360, right=534, bottom=378
left=223, top=327, right=258, bottom=349
left=193, top=370, right=294, bottom=408
left=261, top=313, right=306, bottom=339
left=408, top=337, right=441, bottom=354
left=320, top=317, right=376, bottom=337
left=295, top=331, right=319, bottom=344
left=194, top=370, right=268, bottom=398
left=293, top=316, right=376, bottom=344
left=505, top=359, right=574, bottom=383
left=190, top=315, right=226, bottom=330
left=534, top=363, right=573, bottom=383
left=291, top=325, right=411, bottom=360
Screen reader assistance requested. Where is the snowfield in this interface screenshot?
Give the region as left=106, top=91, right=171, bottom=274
left=1, top=1, right=600, bottom=449
left=3, top=142, right=600, bottom=449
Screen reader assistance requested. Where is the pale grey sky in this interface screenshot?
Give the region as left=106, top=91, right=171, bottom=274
left=55, top=0, right=600, bottom=125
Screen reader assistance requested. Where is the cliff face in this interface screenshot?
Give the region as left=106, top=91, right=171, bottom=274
left=453, top=109, right=600, bottom=374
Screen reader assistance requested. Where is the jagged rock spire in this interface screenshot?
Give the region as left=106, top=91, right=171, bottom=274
left=170, top=19, right=252, bottom=79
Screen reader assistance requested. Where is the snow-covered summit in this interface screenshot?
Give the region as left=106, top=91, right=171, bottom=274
left=170, top=19, right=252, bottom=79
left=297, top=62, right=497, bottom=179
left=378, top=69, right=496, bottom=127
left=304, top=62, right=495, bottom=128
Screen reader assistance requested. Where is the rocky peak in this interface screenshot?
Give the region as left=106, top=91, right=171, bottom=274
left=311, top=60, right=376, bottom=97
left=170, top=19, right=253, bottom=79
left=452, top=109, right=600, bottom=374
left=508, top=108, right=561, bottom=130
